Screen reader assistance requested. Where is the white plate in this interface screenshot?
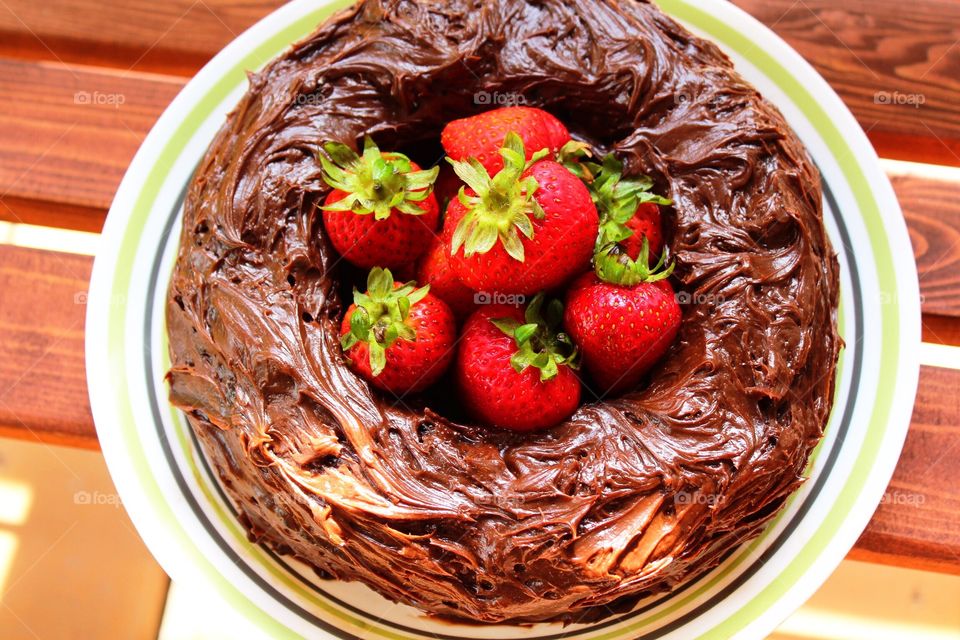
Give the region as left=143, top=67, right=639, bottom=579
left=86, top=1, right=921, bottom=638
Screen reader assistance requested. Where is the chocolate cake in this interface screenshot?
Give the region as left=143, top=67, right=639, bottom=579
left=166, top=0, right=841, bottom=624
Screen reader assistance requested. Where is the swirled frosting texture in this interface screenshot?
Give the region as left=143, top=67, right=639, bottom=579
left=166, top=0, right=840, bottom=623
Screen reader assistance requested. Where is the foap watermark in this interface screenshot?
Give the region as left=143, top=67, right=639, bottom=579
left=474, top=291, right=526, bottom=306
left=475, top=494, right=525, bottom=510
left=74, top=291, right=127, bottom=307
left=880, top=490, right=926, bottom=507
left=74, top=490, right=123, bottom=508
left=874, top=91, right=925, bottom=109
left=675, top=291, right=724, bottom=306
left=74, top=90, right=126, bottom=108
left=673, top=491, right=719, bottom=507
left=674, top=89, right=694, bottom=106
left=877, top=290, right=926, bottom=306
left=293, top=93, right=325, bottom=107
left=474, top=91, right=527, bottom=107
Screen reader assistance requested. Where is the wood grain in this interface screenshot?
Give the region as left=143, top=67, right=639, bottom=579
left=894, top=173, right=960, bottom=317
left=732, top=0, right=960, bottom=167
left=0, top=245, right=94, bottom=449
left=0, top=59, right=183, bottom=211
left=0, top=245, right=957, bottom=569
left=922, top=314, right=960, bottom=347
left=851, top=365, right=960, bottom=574
left=0, top=195, right=106, bottom=233
left=0, top=0, right=285, bottom=77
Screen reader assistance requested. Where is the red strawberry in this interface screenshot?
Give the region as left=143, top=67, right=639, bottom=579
left=456, top=295, right=580, bottom=431
left=622, top=202, right=663, bottom=261
left=541, top=112, right=571, bottom=151
left=415, top=236, right=477, bottom=319
left=564, top=246, right=681, bottom=395
left=340, top=267, right=456, bottom=395
left=585, top=154, right=670, bottom=265
left=320, top=137, right=440, bottom=270
left=444, top=133, right=598, bottom=295
left=441, top=106, right=570, bottom=175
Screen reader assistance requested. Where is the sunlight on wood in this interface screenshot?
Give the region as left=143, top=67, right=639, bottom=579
left=881, top=159, right=960, bottom=183
left=0, top=221, right=99, bottom=256
left=0, top=480, right=32, bottom=526
left=918, top=342, right=960, bottom=370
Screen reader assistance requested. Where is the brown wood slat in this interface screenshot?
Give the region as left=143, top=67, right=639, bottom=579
left=851, top=365, right=960, bottom=574
left=1, top=0, right=959, bottom=165
left=0, top=245, right=94, bottom=449
left=0, top=245, right=958, bottom=569
left=896, top=174, right=960, bottom=317
left=922, top=314, right=960, bottom=347
left=732, top=0, right=960, bottom=167
left=0, top=0, right=284, bottom=77
left=0, top=195, right=106, bottom=234
left=0, top=59, right=183, bottom=211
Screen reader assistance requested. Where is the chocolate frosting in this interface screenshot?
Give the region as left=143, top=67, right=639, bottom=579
left=166, top=0, right=840, bottom=624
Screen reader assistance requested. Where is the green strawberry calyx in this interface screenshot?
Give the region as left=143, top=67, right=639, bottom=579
left=340, top=267, right=430, bottom=376
left=489, top=293, right=579, bottom=382
left=588, top=153, right=672, bottom=252
left=568, top=152, right=674, bottom=287
left=595, top=236, right=674, bottom=287
left=319, top=136, right=439, bottom=220
left=447, top=132, right=550, bottom=262
left=556, top=139, right=594, bottom=178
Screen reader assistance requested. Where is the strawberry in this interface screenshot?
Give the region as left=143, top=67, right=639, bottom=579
left=320, top=136, right=440, bottom=270
left=564, top=242, right=681, bottom=395
left=415, top=235, right=477, bottom=320
left=441, top=106, right=570, bottom=176
left=456, top=295, right=580, bottom=431
left=444, top=133, right=598, bottom=295
left=340, top=267, right=456, bottom=395
left=576, top=153, right=670, bottom=265
left=622, top=202, right=663, bottom=261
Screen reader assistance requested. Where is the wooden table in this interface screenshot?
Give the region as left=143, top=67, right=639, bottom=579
left=0, top=0, right=958, bottom=576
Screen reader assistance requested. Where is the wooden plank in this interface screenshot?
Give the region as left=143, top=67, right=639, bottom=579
left=0, top=0, right=284, bottom=77
left=732, top=0, right=960, bottom=167
left=868, top=131, right=960, bottom=170
left=923, top=314, right=960, bottom=347
left=1, top=0, right=959, bottom=164
left=0, top=245, right=958, bottom=570
left=852, top=365, right=960, bottom=575
left=0, top=195, right=106, bottom=234
left=0, top=245, right=94, bottom=449
left=894, top=173, right=960, bottom=317
left=0, top=59, right=183, bottom=211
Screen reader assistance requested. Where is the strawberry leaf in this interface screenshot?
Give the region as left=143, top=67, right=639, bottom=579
left=342, top=267, right=430, bottom=377
left=449, top=157, right=491, bottom=194
left=319, top=136, right=438, bottom=220
left=499, top=229, right=526, bottom=262
left=489, top=293, right=579, bottom=382
left=594, top=237, right=675, bottom=286
left=514, top=322, right=539, bottom=345
left=556, top=140, right=594, bottom=179
left=368, top=342, right=387, bottom=377
left=571, top=152, right=672, bottom=255
left=491, top=318, right=521, bottom=336
left=445, top=133, right=547, bottom=263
